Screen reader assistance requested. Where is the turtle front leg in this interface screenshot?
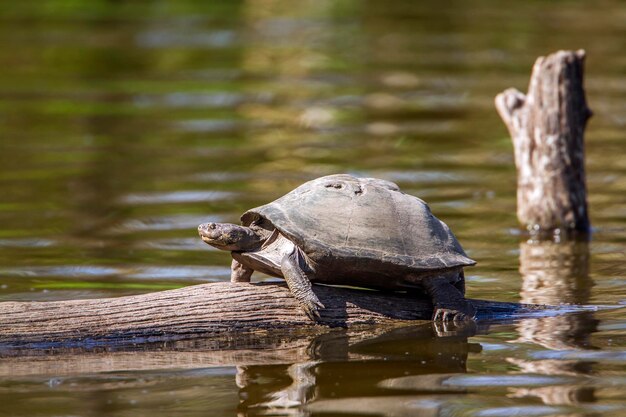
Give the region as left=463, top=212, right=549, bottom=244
left=231, top=259, right=254, bottom=282
left=423, top=276, right=476, bottom=323
left=280, top=247, right=325, bottom=320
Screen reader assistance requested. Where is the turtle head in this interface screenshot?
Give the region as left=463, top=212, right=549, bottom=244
left=198, top=223, right=264, bottom=251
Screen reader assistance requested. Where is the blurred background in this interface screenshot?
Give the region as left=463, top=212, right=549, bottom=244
left=0, top=1, right=625, bottom=416
left=1, top=0, right=624, bottom=303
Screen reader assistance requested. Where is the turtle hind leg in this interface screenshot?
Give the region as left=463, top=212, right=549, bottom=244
left=423, top=272, right=475, bottom=323
left=280, top=247, right=325, bottom=320
left=454, top=270, right=466, bottom=296
left=231, top=259, right=254, bottom=282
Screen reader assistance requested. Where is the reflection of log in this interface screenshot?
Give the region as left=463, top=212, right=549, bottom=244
left=0, top=282, right=565, bottom=349
left=0, top=326, right=392, bottom=377
left=0, top=340, right=313, bottom=377
left=0, top=322, right=474, bottom=393
left=0, top=323, right=477, bottom=417
left=496, top=50, right=591, bottom=235
left=307, top=395, right=443, bottom=417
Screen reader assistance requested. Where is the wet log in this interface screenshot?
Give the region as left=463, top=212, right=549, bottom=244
left=495, top=50, right=592, bottom=236
left=0, top=282, right=570, bottom=350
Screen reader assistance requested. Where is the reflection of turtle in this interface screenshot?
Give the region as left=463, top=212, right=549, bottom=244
left=198, top=174, right=476, bottom=322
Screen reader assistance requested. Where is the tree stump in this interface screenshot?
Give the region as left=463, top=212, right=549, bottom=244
left=495, top=50, right=592, bottom=237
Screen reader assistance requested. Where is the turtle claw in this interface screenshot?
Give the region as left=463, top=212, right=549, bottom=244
left=433, top=307, right=455, bottom=322
left=300, top=299, right=325, bottom=321
left=432, top=302, right=477, bottom=338
left=433, top=318, right=477, bottom=338
left=432, top=302, right=476, bottom=323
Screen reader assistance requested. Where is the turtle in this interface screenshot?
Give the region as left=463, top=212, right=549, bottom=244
left=198, top=174, right=476, bottom=322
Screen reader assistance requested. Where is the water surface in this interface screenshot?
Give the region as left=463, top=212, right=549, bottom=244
left=0, top=0, right=625, bottom=416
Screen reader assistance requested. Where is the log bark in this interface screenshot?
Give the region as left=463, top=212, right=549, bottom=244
left=495, top=50, right=592, bottom=236
left=0, top=282, right=566, bottom=350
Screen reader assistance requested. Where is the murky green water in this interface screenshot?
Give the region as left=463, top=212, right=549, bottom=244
left=0, top=0, right=625, bottom=416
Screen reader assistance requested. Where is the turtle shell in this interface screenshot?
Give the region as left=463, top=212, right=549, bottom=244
left=241, top=174, right=475, bottom=272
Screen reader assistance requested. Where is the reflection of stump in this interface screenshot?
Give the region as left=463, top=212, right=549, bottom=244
left=495, top=49, right=597, bottom=349
left=513, top=240, right=598, bottom=405
left=520, top=240, right=591, bottom=305
left=497, top=50, right=598, bottom=406
left=516, top=239, right=597, bottom=351
left=496, top=50, right=591, bottom=236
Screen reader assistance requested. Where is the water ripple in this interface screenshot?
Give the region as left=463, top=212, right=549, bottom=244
left=0, top=265, right=229, bottom=281
left=370, top=170, right=467, bottom=184
left=136, top=29, right=236, bottom=48
left=175, top=119, right=240, bottom=133
left=134, top=92, right=243, bottom=109
left=476, top=405, right=562, bottom=417
left=125, top=266, right=229, bottom=280
left=136, top=238, right=207, bottom=251
left=531, top=350, right=626, bottom=362
left=0, top=238, right=56, bottom=248
left=443, top=374, right=573, bottom=387
left=119, top=190, right=236, bottom=205
left=188, top=172, right=253, bottom=183
left=109, top=214, right=225, bottom=233
left=0, top=265, right=121, bottom=278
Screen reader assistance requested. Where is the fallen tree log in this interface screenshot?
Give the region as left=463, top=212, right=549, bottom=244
left=0, top=282, right=587, bottom=350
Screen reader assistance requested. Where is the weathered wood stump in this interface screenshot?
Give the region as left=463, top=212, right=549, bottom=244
left=0, top=282, right=572, bottom=350
left=496, top=51, right=598, bottom=363
left=495, top=50, right=592, bottom=237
